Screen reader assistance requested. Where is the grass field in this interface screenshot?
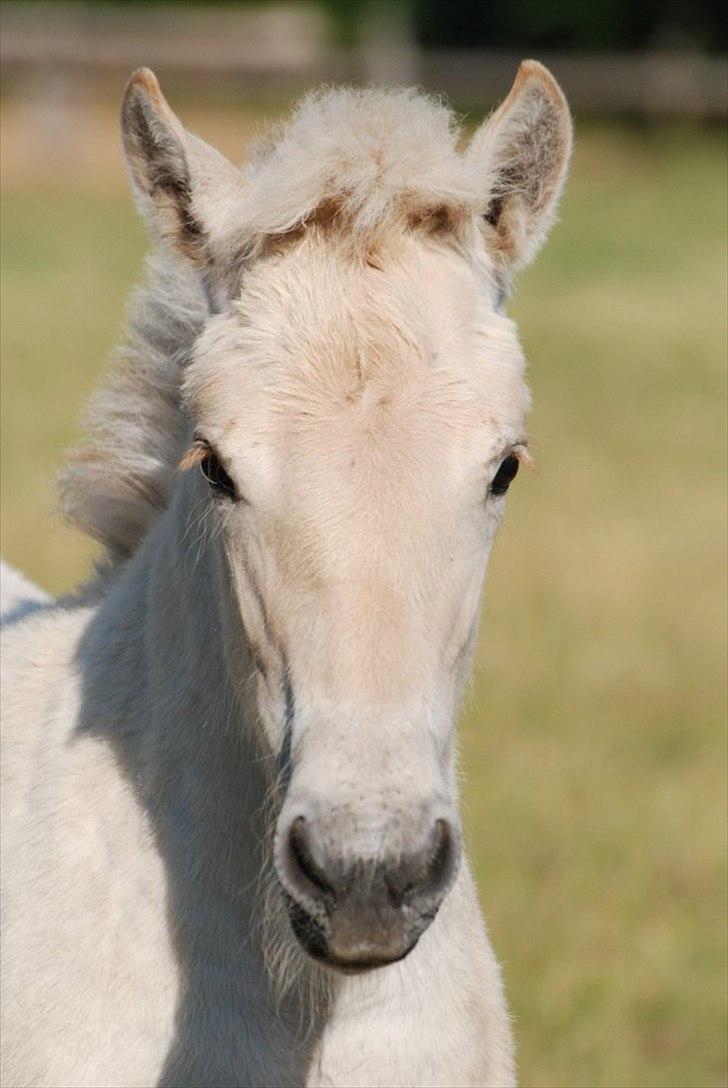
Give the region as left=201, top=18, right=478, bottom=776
left=1, top=102, right=726, bottom=1087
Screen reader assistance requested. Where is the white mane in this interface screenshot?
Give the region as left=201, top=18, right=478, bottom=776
left=59, top=88, right=495, bottom=562
left=59, top=253, right=207, bottom=558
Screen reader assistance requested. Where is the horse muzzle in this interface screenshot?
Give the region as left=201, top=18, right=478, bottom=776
left=277, top=813, right=461, bottom=970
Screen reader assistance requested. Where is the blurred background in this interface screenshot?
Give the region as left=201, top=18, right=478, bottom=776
left=1, top=2, right=726, bottom=1085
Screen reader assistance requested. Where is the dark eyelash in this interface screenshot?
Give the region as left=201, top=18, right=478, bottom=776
left=199, top=447, right=237, bottom=500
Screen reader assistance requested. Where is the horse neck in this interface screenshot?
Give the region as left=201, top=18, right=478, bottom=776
left=82, top=480, right=273, bottom=903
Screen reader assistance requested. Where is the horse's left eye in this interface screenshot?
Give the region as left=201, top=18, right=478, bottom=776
left=490, top=455, right=519, bottom=497
left=200, top=451, right=236, bottom=500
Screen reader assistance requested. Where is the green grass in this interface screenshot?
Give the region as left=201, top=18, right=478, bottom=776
left=2, top=121, right=726, bottom=1087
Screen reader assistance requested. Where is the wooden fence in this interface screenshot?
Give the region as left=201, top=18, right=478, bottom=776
left=1, top=2, right=725, bottom=117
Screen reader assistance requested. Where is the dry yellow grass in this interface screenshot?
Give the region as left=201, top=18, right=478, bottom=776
left=1, top=98, right=726, bottom=1087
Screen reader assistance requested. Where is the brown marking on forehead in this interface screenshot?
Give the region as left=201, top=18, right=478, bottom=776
left=254, top=200, right=345, bottom=260
left=406, top=205, right=457, bottom=235
left=248, top=193, right=466, bottom=274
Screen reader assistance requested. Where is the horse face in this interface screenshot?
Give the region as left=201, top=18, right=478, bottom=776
left=183, top=231, right=530, bottom=968
left=122, top=63, right=570, bottom=969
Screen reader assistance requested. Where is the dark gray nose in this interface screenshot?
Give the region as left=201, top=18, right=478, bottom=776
left=282, top=815, right=460, bottom=969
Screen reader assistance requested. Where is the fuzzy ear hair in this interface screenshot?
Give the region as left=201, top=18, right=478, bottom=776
left=469, top=60, right=573, bottom=277
left=121, top=68, right=247, bottom=303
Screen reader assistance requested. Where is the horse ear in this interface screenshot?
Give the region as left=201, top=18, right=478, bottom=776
left=121, top=68, right=247, bottom=301
left=468, top=60, right=572, bottom=276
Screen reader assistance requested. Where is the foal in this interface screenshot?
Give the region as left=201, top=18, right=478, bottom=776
left=1, top=62, right=571, bottom=1086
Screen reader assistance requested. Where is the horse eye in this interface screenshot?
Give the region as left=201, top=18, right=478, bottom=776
left=490, top=454, right=520, bottom=497
left=200, top=451, right=236, bottom=500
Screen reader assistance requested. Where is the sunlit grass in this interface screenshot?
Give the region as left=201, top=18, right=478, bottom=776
left=463, top=122, right=727, bottom=1088
left=1, top=117, right=725, bottom=1088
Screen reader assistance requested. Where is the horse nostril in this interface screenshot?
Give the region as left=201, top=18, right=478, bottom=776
left=287, top=816, right=339, bottom=902
left=426, top=818, right=455, bottom=891
left=385, top=818, right=457, bottom=908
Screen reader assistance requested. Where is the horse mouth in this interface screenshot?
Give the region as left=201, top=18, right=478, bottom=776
left=284, top=896, right=421, bottom=973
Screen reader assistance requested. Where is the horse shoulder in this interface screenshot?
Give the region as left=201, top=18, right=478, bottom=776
left=1, top=602, right=177, bottom=1087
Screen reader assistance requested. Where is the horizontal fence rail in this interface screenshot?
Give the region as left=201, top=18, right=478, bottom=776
left=1, top=3, right=726, bottom=117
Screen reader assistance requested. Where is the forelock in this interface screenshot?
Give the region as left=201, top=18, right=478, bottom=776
left=238, top=87, right=490, bottom=246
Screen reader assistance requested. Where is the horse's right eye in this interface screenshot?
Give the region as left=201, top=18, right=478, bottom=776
left=490, top=455, right=520, bottom=497
left=200, top=451, right=236, bottom=500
